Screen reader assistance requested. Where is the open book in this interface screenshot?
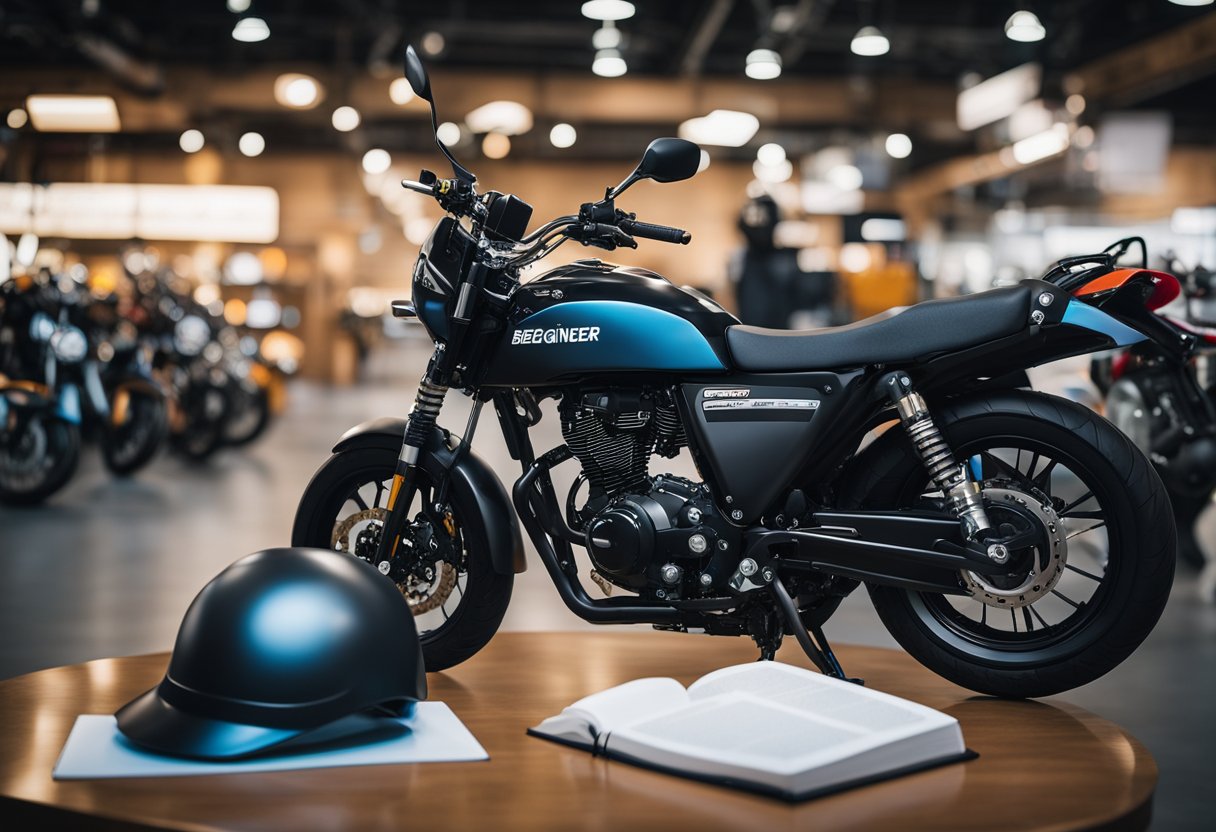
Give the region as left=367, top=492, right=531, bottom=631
left=528, top=661, right=972, bottom=801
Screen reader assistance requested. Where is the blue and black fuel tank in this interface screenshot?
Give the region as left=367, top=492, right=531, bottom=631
left=478, top=260, right=738, bottom=387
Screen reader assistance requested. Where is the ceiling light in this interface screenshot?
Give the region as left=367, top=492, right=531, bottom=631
left=226, top=0, right=251, bottom=12
left=436, top=122, right=462, bottom=146
left=1010, top=123, right=1068, bottom=165
left=6, top=108, right=28, bottom=129
left=850, top=26, right=889, bottom=56
left=1168, top=0, right=1214, bottom=5
left=956, top=62, right=1041, bottom=131
left=885, top=133, right=912, bottom=158
left=465, top=100, right=533, bottom=136
left=860, top=218, right=906, bottom=242
left=238, top=132, right=265, bottom=157
left=826, top=164, right=863, bottom=190
left=1004, top=11, right=1045, bottom=43
left=1065, top=94, right=1086, bottom=116
left=550, top=123, right=577, bottom=148
left=592, top=23, right=621, bottom=50
left=421, top=31, right=445, bottom=56
left=678, top=109, right=760, bottom=147
left=179, top=129, right=205, bottom=153
left=232, top=17, right=270, bottom=43
left=26, top=95, right=120, bottom=132
left=332, top=106, right=360, bottom=132
left=745, top=49, right=782, bottom=80
left=592, top=49, right=627, bottom=77
left=362, top=148, right=391, bottom=174
left=389, top=77, right=415, bottom=106
left=482, top=132, right=511, bottom=159
left=756, top=143, right=786, bottom=166
left=752, top=158, right=792, bottom=184
left=273, top=73, right=322, bottom=109
left=581, top=1, right=635, bottom=21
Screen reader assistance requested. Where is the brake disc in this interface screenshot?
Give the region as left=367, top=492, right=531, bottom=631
left=331, top=507, right=457, bottom=614
left=961, top=486, right=1067, bottom=608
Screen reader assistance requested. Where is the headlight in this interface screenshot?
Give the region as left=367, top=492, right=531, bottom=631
left=29, top=312, right=56, bottom=343
left=50, top=326, right=89, bottom=363
left=174, top=315, right=211, bottom=357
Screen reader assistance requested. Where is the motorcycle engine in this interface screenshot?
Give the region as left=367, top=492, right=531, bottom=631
left=560, top=389, right=740, bottom=597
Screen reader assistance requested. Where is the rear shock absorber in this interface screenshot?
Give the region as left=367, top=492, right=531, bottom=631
left=883, top=373, right=993, bottom=543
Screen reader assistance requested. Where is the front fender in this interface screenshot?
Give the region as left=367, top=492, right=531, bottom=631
left=333, top=417, right=525, bottom=574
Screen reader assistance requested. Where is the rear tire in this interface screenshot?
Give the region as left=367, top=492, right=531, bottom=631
left=292, top=445, right=513, bottom=671
left=842, top=390, right=1175, bottom=698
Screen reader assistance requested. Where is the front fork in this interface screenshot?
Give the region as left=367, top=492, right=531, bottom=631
left=374, top=349, right=451, bottom=566
left=882, top=373, right=1005, bottom=561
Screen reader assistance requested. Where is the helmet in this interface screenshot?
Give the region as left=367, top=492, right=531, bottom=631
left=116, top=547, right=426, bottom=760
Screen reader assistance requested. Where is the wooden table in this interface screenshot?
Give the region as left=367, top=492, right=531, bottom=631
left=0, top=632, right=1155, bottom=831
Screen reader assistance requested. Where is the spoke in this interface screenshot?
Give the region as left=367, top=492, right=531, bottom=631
left=1067, top=521, right=1106, bottom=540
left=374, top=479, right=386, bottom=508
left=980, top=603, right=987, bottom=626
left=455, top=577, right=464, bottom=598
left=1022, top=607, right=1035, bottom=632
left=1028, top=604, right=1050, bottom=629
left=980, top=451, right=1025, bottom=484
left=351, top=491, right=369, bottom=511
left=440, top=604, right=450, bottom=621
left=1051, top=589, right=1081, bottom=609
left=1066, top=563, right=1104, bottom=581
left=1060, top=490, right=1094, bottom=516
left=1061, top=509, right=1104, bottom=520
left=1011, top=607, right=1018, bottom=632
left=1032, top=459, right=1059, bottom=493
left=1022, top=451, right=1041, bottom=482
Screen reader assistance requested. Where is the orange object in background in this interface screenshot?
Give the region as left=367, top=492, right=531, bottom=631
left=840, top=243, right=919, bottom=320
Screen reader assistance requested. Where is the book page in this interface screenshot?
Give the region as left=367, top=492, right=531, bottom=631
left=565, top=677, right=689, bottom=734
left=688, top=662, right=947, bottom=734
left=618, top=693, right=864, bottom=766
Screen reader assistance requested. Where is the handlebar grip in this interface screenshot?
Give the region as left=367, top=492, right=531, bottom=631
left=620, top=219, right=691, bottom=245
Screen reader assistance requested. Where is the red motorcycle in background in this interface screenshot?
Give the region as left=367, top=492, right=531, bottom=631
left=1088, top=244, right=1216, bottom=574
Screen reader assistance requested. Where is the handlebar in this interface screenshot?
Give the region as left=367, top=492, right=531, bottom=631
left=619, top=218, right=691, bottom=245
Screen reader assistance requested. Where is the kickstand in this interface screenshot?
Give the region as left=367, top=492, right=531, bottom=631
left=769, top=576, right=864, bottom=685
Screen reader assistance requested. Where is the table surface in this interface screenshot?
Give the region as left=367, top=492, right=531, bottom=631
left=0, top=632, right=1155, bottom=832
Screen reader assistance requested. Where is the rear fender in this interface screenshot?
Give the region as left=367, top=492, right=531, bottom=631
left=333, top=418, right=525, bottom=575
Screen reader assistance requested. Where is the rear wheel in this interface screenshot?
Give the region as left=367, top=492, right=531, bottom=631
left=292, top=446, right=513, bottom=671
left=844, top=391, right=1175, bottom=698
left=0, top=413, right=81, bottom=505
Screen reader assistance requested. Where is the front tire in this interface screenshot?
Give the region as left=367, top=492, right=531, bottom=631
left=843, top=390, right=1175, bottom=698
left=292, top=445, right=513, bottom=671
left=0, top=414, right=81, bottom=505
left=102, top=390, right=168, bottom=476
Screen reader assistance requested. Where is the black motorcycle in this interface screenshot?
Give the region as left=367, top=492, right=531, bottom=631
left=1091, top=250, right=1216, bottom=569
left=294, top=47, right=1176, bottom=698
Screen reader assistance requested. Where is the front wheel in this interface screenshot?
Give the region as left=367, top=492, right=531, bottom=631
left=102, top=388, right=168, bottom=476
left=292, top=445, right=513, bottom=671
left=0, top=413, right=81, bottom=505
left=844, top=391, right=1175, bottom=698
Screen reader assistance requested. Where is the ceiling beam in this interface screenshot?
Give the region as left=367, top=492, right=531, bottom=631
left=678, top=0, right=735, bottom=77
left=1067, top=11, right=1216, bottom=107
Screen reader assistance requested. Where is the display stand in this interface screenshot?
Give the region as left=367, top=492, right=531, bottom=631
left=0, top=633, right=1156, bottom=831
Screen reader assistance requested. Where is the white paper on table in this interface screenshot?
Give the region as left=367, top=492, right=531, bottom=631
left=53, top=702, right=487, bottom=779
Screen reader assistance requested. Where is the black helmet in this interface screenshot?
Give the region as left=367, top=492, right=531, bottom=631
left=116, top=547, right=426, bottom=760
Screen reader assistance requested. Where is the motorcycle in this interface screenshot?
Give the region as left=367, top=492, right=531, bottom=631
left=293, top=46, right=1176, bottom=698
left=0, top=276, right=83, bottom=504
left=1090, top=248, right=1216, bottom=569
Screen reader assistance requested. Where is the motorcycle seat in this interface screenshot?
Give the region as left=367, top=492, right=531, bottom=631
left=725, top=284, right=1033, bottom=371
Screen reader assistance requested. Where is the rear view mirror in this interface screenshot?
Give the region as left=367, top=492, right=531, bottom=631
left=637, top=138, right=701, bottom=183
left=403, top=44, right=475, bottom=183
left=403, top=45, right=432, bottom=102
left=611, top=137, right=701, bottom=197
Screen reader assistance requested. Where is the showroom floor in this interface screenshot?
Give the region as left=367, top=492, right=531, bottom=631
left=1, top=338, right=1213, bottom=829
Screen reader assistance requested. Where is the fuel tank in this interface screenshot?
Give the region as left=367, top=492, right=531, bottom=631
left=478, top=260, right=737, bottom=387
